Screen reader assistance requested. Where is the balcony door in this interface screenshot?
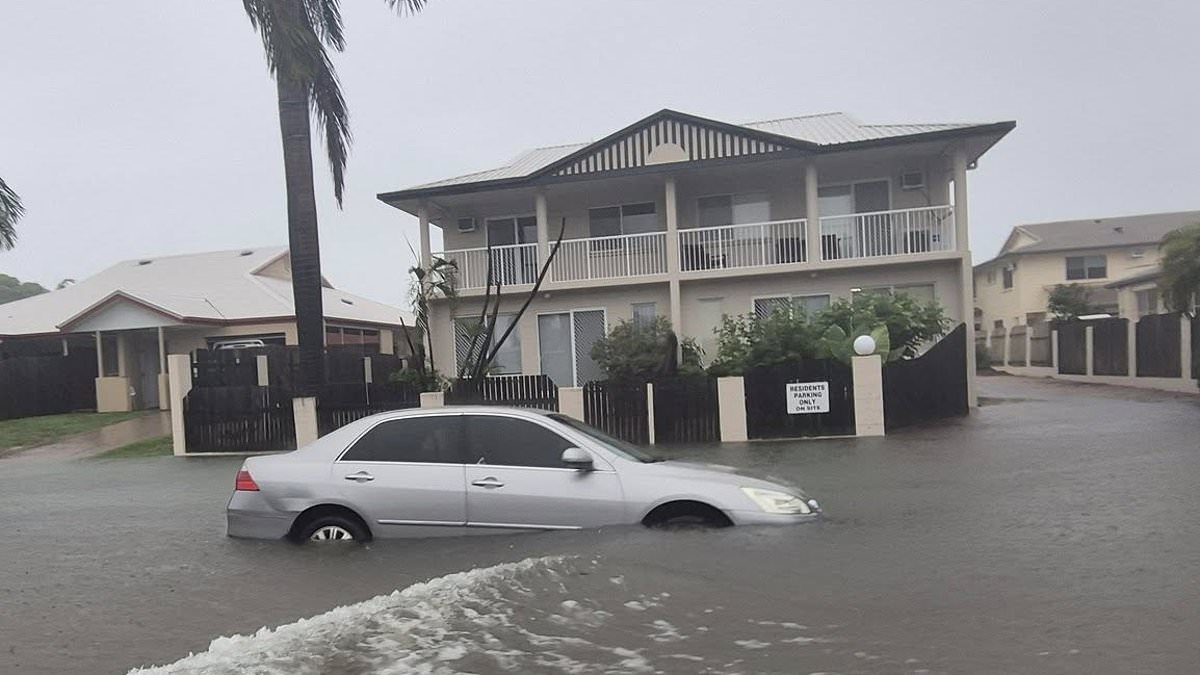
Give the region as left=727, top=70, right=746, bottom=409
left=485, top=216, right=538, bottom=284
left=537, top=309, right=606, bottom=387
left=818, top=180, right=889, bottom=259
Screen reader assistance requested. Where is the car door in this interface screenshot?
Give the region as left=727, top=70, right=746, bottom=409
left=335, top=414, right=467, bottom=532
left=462, top=413, right=625, bottom=530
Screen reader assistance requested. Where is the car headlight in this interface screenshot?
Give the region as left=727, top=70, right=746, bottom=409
left=741, top=487, right=814, bottom=515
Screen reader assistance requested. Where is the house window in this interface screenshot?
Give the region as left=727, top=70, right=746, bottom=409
left=326, top=326, right=381, bottom=354
left=1002, top=267, right=1014, bottom=289
left=1066, top=255, right=1107, bottom=280
left=753, top=294, right=831, bottom=319
left=1135, top=289, right=1160, bottom=317
left=100, top=334, right=119, bottom=377
left=631, top=302, right=657, bottom=329
left=993, top=319, right=1005, bottom=330
left=455, top=315, right=521, bottom=375
left=858, top=284, right=936, bottom=304
left=697, top=193, right=770, bottom=229
left=986, top=269, right=996, bottom=285
left=588, top=203, right=658, bottom=239
left=537, top=309, right=605, bottom=386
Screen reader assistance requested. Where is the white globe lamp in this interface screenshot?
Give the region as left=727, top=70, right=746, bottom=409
left=852, top=334, right=876, bottom=356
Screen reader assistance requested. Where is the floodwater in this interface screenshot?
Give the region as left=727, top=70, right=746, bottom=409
left=2, top=377, right=1199, bottom=674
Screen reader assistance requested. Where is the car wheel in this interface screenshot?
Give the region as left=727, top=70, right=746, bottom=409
left=298, top=515, right=368, bottom=544
left=643, top=501, right=732, bottom=530
left=655, top=513, right=720, bottom=529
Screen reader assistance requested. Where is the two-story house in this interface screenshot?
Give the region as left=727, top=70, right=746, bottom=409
left=973, top=210, right=1199, bottom=330
left=379, top=109, right=1014, bottom=404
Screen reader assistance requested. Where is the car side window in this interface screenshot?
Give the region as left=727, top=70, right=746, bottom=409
left=465, top=415, right=573, bottom=468
left=341, top=416, right=464, bottom=463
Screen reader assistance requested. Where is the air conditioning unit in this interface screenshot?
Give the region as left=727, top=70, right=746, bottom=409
left=900, top=172, right=925, bottom=190
left=1129, top=249, right=1145, bottom=259
left=456, top=217, right=477, bottom=233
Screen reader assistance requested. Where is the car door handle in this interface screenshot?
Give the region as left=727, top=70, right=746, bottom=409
left=344, top=471, right=375, bottom=482
left=471, top=477, right=505, bottom=489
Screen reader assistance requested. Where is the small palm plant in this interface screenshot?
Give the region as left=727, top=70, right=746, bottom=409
left=0, top=176, right=24, bottom=250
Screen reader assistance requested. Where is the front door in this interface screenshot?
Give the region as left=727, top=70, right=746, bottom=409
left=462, top=414, right=624, bottom=530
left=335, top=415, right=468, bottom=532
left=135, top=344, right=159, bottom=409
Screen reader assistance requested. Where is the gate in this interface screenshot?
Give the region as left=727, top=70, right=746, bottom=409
left=583, top=380, right=649, bottom=444
left=1056, top=322, right=1087, bottom=375
left=446, top=374, right=559, bottom=410
left=744, top=360, right=855, bottom=439
left=183, top=385, right=296, bottom=452
left=883, top=323, right=969, bottom=430
left=1029, top=322, right=1052, bottom=366
left=1136, top=313, right=1181, bottom=378
left=653, top=376, right=720, bottom=443
left=1091, top=317, right=1128, bottom=376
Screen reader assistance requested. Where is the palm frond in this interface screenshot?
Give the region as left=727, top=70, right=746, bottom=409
left=383, top=0, right=427, bottom=15
left=0, top=176, right=24, bottom=250
left=307, top=48, right=351, bottom=206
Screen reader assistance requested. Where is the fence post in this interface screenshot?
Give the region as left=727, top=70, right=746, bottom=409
left=1003, top=326, right=1012, bottom=366
left=1024, top=328, right=1032, bottom=367
left=167, top=354, right=192, bottom=457
left=1127, top=319, right=1137, bottom=379
left=646, top=382, right=656, bottom=445
left=1181, top=316, right=1193, bottom=383
left=256, top=354, right=269, bottom=387
left=293, top=397, right=319, bottom=448
left=559, top=387, right=584, bottom=421
left=852, top=354, right=885, bottom=437
left=420, top=391, right=445, bottom=408
left=717, top=376, right=748, bottom=442
left=1084, top=325, right=1095, bottom=377
left=1051, top=329, right=1060, bottom=371
left=363, top=356, right=373, bottom=406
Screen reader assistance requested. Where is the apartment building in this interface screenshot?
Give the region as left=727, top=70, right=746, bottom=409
left=973, top=210, right=1199, bottom=330
left=380, top=109, right=1014, bottom=401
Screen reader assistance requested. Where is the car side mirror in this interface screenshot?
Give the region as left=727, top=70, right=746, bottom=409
left=561, top=447, right=594, bottom=471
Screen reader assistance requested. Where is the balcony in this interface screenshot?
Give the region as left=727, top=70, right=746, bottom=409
left=678, top=218, right=807, bottom=272
left=437, top=243, right=539, bottom=289
left=551, top=232, right=668, bottom=283
left=817, top=205, right=954, bottom=261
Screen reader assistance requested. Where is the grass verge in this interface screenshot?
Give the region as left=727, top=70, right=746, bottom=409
left=0, top=411, right=149, bottom=451
left=91, top=435, right=173, bottom=460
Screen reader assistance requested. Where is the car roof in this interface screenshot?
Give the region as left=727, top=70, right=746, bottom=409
left=377, top=405, right=556, bottom=419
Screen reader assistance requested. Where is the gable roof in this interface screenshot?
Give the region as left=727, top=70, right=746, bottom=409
left=0, top=247, right=411, bottom=338
left=380, top=108, right=1013, bottom=201
left=978, top=210, right=1200, bottom=267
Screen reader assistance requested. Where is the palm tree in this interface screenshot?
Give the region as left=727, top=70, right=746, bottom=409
left=241, top=0, right=427, bottom=394
left=0, top=176, right=24, bottom=250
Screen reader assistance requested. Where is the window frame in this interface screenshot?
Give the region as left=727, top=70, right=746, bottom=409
left=336, top=413, right=467, bottom=464
left=1065, top=254, right=1107, bottom=280
left=854, top=283, right=937, bottom=303
left=694, top=192, right=773, bottom=231
left=751, top=293, right=832, bottom=319
left=461, top=413, right=580, bottom=470
left=1002, top=267, right=1014, bottom=290
left=534, top=306, right=608, bottom=387
left=454, top=313, right=522, bottom=375
left=586, top=201, right=660, bottom=240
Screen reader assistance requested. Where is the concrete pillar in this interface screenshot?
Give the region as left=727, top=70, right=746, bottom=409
left=1051, top=329, right=1060, bottom=371
left=417, top=202, right=432, bottom=269
left=803, top=162, right=821, bottom=261
left=717, top=376, right=748, bottom=442
left=664, top=177, right=683, bottom=356
left=558, top=386, right=584, bottom=422
left=256, top=354, right=270, bottom=387
left=1085, top=324, right=1095, bottom=376
left=293, top=397, right=319, bottom=447
left=1024, top=329, right=1033, bottom=367
left=116, top=333, right=128, bottom=377
left=157, top=327, right=170, bottom=410
left=1181, top=316, right=1193, bottom=382
left=1003, top=326, right=1012, bottom=367
left=420, top=391, right=445, bottom=408
left=167, top=354, right=192, bottom=456
left=852, top=355, right=885, bottom=437
left=1127, top=319, right=1137, bottom=379
left=535, top=189, right=549, bottom=263
left=952, top=148, right=970, bottom=252
left=952, top=148, right=977, bottom=407
left=646, top=382, right=656, bottom=445
left=95, top=331, right=104, bottom=375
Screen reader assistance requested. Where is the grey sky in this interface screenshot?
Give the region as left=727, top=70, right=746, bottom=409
left=2, top=0, right=1197, bottom=307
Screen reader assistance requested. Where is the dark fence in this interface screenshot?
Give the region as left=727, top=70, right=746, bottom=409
left=183, top=385, right=295, bottom=453
left=0, top=351, right=97, bottom=420
left=446, top=374, right=559, bottom=410
left=653, top=376, right=720, bottom=443
left=1007, top=325, right=1027, bottom=366
left=317, top=380, right=421, bottom=436
left=1091, top=318, right=1128, bottom=376
left=1192, top=316, right=1199, bottom=380
left=1029, top=322, right=1053, bottom=366
left=584, top=380, right=650, bottom=444
left=1136, top=313, right=1181, bottom=378
left=883, top=323, right=969, bottom=431
left=744, top=359, right=855, bottom=439
left=193, top=347, right=299, bottom=389
left=1056, top=322, right=1087, bottom=375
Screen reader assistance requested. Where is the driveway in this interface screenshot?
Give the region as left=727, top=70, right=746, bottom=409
left=1, top=376, right=1198, bottom=674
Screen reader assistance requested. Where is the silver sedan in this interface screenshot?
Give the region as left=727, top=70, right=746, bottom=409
left=226, top=406, right=821, bottom=543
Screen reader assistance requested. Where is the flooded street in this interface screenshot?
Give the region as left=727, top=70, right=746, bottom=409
left=3, top=377, right=1199, bottom=674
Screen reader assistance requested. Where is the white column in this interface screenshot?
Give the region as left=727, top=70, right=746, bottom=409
left=1024, top=328, right=1033, bottom=367
left=417, top=201, right=432, bottom=268
left=1003, top=326, right=1012, bottom=367
left=1126, top=319, right=1137, bottom=378
left=95, top=331, right=104, bottom=376
left=665, top=177, right=683, bottom=348
left=167, top=354, right=192, bottom=456
left=1051, top=329, right=1060, bottom=371
left=116, top=333, right=128, bottom=377
left=158, top=327, right=171, bottom=411
left=804, top=162, right=820, bottom=261
left=535, top=190, right=549, bottom=263
left=558, top=386, right=584, bottom=421
left=1180, top=316, right=1193, bottom=382
left=293, top=397, right=319, bottom=447
left=717, top=376, right=748, bottom=442
left=952, top=147, right=977, bottom=406
left=420, top=391, right=445, bottom=408
left=257, top=355, right=271, bottom=387
left=952, top=148, right=970, bottom=253
left=646, top=382, right=657, bottom=445
left=157, top=327, right=166, bottom=373
left=1085, top=325, right=1095, bottom=376
left=852, top=355, right=885, bottom=437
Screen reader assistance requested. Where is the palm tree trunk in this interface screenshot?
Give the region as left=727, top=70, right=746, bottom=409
left=276, top=73, right=326, bottom=395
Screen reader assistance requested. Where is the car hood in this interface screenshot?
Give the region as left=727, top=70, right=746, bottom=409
left=643, top=460, right=808, bottom=496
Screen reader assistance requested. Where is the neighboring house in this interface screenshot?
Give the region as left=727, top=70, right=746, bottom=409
left=974, top=210, right=1200, bottom=330
left=379, top=108, right=1014, bottom=402
left=0, top=247, right=413, bottom=412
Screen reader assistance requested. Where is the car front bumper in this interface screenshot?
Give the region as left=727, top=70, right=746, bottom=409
left=226, top=491, right=295, bottom=540
left=728, top=509, right=822, bottom=526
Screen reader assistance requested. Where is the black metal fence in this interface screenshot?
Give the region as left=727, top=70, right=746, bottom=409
left=744, top=360, right=855, bottom=439
left=445, top=374, right=559, bottom=410
left=183, top=385, right=296, bottom=452
left=0, top=350, right=97, bottom=420
left=653, top=376, right=720, bottom=443
left=883, top=323, right=969, bottom=431
left=1056, top=322, right=1087, bottom=375
left=316, top=380, right=421, bottom=436
left=583, top=380, right=650, bottom=444
left=1091, top=317, right=1128, bottom=376
left=192, top=347, right=299, bottom=389
left=1029, top=322, right=1053, bottom=366
left=1136, top=313, right=1181, bottom=378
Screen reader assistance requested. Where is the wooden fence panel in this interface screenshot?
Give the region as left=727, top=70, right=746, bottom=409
left=883, top=323, right=969, bottom=431
left=183, top=385, right=295, bottom=453
left=653, top=376, right=720, bottom=444
left=1091, top=318, right=1128, bottom=376
left=583, top=381, right=649, bottom=444
left=1136, top=313, right=1181, bottom=378
left=316, top=380, right=421, bottom=436
left=1056, top=322, right=1087, bottom=375
left=744, top=360, right=855, bottom=439
left=446, top=374, right=559, bottom=410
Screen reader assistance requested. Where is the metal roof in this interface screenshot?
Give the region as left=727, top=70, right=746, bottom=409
left=982, top=210, right=1200, bottom=264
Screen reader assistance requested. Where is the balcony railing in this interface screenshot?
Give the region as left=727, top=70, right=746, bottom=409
left=678, top=218, right=807, bottom=272
left=818, top=205, right=954, bottom=261
left=550, top=231, right=668, bottom=283
left=436, top=243, right=539, bottom=289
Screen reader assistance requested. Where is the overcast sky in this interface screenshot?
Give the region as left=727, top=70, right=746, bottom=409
left=2, top=0, right=1198, bottom=306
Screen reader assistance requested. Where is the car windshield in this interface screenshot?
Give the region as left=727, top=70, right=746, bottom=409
left=548, top=414, right=663, bottom=463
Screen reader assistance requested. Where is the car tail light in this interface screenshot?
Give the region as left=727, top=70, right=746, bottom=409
left=235, top=469, right=260, bottom=492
